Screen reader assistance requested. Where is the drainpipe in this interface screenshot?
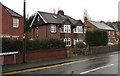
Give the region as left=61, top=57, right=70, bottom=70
left=46, top=25, right=48, bottom=38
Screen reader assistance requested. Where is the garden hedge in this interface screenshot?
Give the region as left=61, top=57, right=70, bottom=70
left=85, top=28, right=108, bottom=46
left=2, top=38, right=66, bottom=52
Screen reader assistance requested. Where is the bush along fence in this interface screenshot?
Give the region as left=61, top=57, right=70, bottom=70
left=1, top=38, right=68, bottom=65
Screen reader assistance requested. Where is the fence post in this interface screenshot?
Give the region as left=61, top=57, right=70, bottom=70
left=14, top=55, right=16, bottom=64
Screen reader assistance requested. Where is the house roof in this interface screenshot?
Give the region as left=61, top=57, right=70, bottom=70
left=89, top=21, right=114, bottom=31
left=30, top=11, right=84, bottom=27
left=110, top=25, right=119, bottom=31
left=2, top=3, right=23, bottom=17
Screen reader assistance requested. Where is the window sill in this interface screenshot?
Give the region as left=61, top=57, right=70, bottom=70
left=51, top=32, right=57, bottom=34
left=60, top=32, right=71, bottom=33
left=13, top=27, right=19, bottom=29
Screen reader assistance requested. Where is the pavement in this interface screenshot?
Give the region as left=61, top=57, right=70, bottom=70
left=2, top=50, right=120, bottom=74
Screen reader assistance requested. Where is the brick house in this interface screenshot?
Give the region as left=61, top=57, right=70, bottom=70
left=0, top=2, right=23, bottom=40
left=84, top=17, right=116, bottom=42
left=30, top=10, right=87, bottom=46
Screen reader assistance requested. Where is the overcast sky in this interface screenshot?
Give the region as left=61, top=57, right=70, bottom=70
left=0, top=0, right=119, bottom=22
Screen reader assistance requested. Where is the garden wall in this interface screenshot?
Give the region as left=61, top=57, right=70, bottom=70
left=88, top=45, right=119, bottom=54
left=2, top=49, right=68, bottom=65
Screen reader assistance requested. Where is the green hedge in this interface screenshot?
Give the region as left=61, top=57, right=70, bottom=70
left=85, top=28, right=108, bottom=46
left=2, top=38, right=66, bottom=52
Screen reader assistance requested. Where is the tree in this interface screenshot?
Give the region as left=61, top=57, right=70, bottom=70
left=83, top=8, right=91, bottom=21
left=26, top=16, right=34, bottom=32
left=25, top=15, right=34, bottom=39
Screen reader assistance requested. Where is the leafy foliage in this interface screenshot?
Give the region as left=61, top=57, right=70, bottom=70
left=26, top=16, right=34, bottom=32
left=71, top=41, right=87, bottom=55
left=2, top=38, right=66, bottom=52
left=85, top=28, right=108, bottom=46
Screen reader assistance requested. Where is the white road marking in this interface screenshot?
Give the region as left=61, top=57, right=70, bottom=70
left=80, top=64, right=114, bottom=74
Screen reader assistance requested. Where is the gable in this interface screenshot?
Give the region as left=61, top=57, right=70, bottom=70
left=30, top=13, right=46, bottom=28
left=31, top=14, right=46, bottom=28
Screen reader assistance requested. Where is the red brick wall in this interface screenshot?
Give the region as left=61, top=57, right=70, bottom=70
left=3, top=50, right=68, bottom=65
left=4, top=55, right=14, bottom=65
left=2, top=5, right=23, bottom=39
left=47, top=24, right=60, bottom=39
left=88, top=45, right=119, bottom=54
left=25, top=50, right=67, bottom=62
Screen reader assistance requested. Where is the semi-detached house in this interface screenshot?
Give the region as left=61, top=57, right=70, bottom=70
left=30, top=10, right=88, bottom=46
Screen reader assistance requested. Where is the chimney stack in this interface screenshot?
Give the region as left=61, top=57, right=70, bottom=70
left=58, top=10, right=64, bottom=15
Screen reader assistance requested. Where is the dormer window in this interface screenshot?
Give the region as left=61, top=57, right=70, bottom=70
left=13, top=18, right=19, bottom=28
left=38, top=16, right=40, bottom=21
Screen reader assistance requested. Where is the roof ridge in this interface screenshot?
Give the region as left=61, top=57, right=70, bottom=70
left=38, top=11, right=58, bottom=15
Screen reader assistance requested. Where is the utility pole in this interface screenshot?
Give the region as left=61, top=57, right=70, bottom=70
left=118, top=2, right=120, bottom=50
left=23, top=0, right=26, bottom=63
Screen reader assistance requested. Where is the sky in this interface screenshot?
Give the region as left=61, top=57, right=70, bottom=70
left=0, top=0, right=119, bottom=22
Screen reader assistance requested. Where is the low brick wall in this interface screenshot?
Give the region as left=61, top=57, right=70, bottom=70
left=3, top=49, right=68, bottom=65
left=88, top=45, right=119, bottom=54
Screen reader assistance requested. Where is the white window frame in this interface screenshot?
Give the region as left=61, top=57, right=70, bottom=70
left=60, top=25, right=71, bottom=33
left=51, top=25, right=56, bottom=33
left=63, top=38, right=71, bottom=46
left=74, top=38, right=83, bottom=45
left=13, top=18, right=19, bottom=28
left=74, top=26, right=82, bottom=33
left=12, top=36, right=19, bottom=40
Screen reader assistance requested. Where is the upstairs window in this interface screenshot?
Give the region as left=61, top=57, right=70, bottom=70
left=13, top=18, right=19, bottom=28
left=60, top=25, right=71, bottom=33
left=74, top=26, right=82, bottom=33
left=51, top=25, right=56, bottom=33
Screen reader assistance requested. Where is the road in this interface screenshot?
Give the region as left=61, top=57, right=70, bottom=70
left=3, top=51, right=119, bottom=75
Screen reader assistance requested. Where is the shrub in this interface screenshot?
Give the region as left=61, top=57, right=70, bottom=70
left=71, top=41, right=87, bottom=55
